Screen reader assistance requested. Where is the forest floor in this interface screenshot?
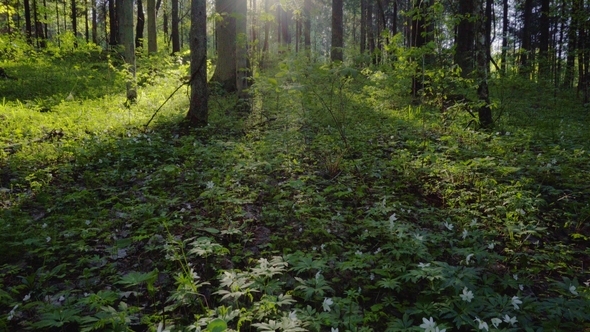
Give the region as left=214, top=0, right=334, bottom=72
left=1, top=50, right=590, bottom=331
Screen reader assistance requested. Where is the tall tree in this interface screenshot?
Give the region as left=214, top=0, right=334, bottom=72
left=187, top=0, right=207, bottom=126
left=92, top=0, right=97, bottom=43
left=455, top=0, right=475, bottom=76
left=147, top=0, right=157, bottom=53
left=236, top=0, right=248, bottom=96
left=501, top=0, right=508, bottom=74
left=520, top=0, right=533, bottom=76
left=304, top=0, right=311, bottom=50
left=24, top=0, right=32, bottom=43
left=211, top=0, right=237, bottom=91
left=171, top=0, right=180, bottom=52
left=71, top=0, right=78, bottom=46
left=475, top=0, right=493, bottom=128
left=119, top=0, right=137, bottom=100
left=538, top=0, right=551, bottom=78
left=109, top=0, right=118, bottom=45
left=331, top=0, right=343, bottom=61
left=136, top=0, right=145, bottom=48
left=360, top=0, right=366, bottom=53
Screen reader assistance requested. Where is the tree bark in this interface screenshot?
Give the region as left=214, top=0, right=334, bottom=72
left=120, top=0, right=137, bottom=100
left=331, top=0, right=343, bottom=61
left=236, top=0, right=248, bottom=96
left=147, top=0, right=157, bottom=53
left=538, top=0, right=550, bottom=78
left=475, top=0, right=493, bottom=128
left=71, top=0, right=78, bottom=46
left=85, top=0, right=89, bottom=43
left=360, top=0, right=366, bottom=53
left=304, top=0, right=311, bottom=51
left=455, top=0, right=475, bottom=77
left=187, top=0, right=208, bottom=127
left=211, top=0, right=237, bottom=92
left=136, top=0, right=145, bottom=48
left=171, top=0, right=180, bottom=52
left=92, top=0, right=98, bottom=43
left=24, top=0, right=32, bottom=43
left=109, top=0, right=118, bottom=45
left=520, top=0, right=533, bottom=76
left=501, top=0, right=508, bottom=74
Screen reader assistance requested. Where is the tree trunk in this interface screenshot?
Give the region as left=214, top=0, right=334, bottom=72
left=538, top=0, right=550, bottom=78
left=455, top=0, right=475, bottom=77
left=475, top=0, right=493, bottom=128
left=360, top=0, right=366, bottom=53
left=187, top=0, right=208, bottom=127
left=71, top=0, right=78, bottom=46
left=109, top=0, right=118, bottom=45
left=136, top=0, right=145, bottom=48
left=147, top=0, right=157, bottom=53
left=211, top=0, right=237, bottom=92
left=501, top=0, right=508, bottom=74
left=24, top=0, right=32, bottom=43
left=92, top=0, right=97, bottom=43
left=304, top=0, right=311, bottom=51
left=171, top=0, right=180, bottom=52
left=236, top=0, right=248, bottom=97
left=331, top=0, right=343, bottom=61
left=520, top=0, right=533, bottom=76
left=121, top=0, right=137, bottom=100
left=85, top=0, right=89, bottom=43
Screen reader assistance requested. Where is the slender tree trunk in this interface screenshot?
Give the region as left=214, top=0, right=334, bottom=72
left=43, top=0, right=48, bottom=40
left=331, top=0, right=343, bottom=61
left=136, top=0, right=145, bottom=48
left=120, top=0, right=136, bottom=100
left=455, top=0, right=475, bottom=77
left=71, top=0, right=78, bottom=46
left=262, top=0, right=269, bottom=53
left=171, top=0, right=179, bottom=52
left=187, top=0, right=208, bottom=127
left=211, top=0, right=237, bottom=91
left=163, top=1, right=168, bottom=46
left=236, top=0, right=248, bottom=97
left=56, top=0, right=60, bottom=45
left=501, top=0, right=508, bottom=74
left=360, top=0, right=366, bottom=53
left=85, top=0, right=89, bottom=42
left=520, top=0, right=533, bottom=76
left=304, top=0, right=311, bottom=51
left=367, top=0, right=374, bottom=55
left=24, top=0, right=32, bottom=43
left=475, top=0, right=492, bottom=128
left=109, top=0, right=118, bottom=45
left=92, top=0, right=97, bottom=43
left=539, top=0, right=551, bottom=78
left=147, top=0, right=157, bottom=53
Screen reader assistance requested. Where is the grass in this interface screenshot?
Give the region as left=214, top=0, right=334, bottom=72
left=1, top=47, right=590, bottom=332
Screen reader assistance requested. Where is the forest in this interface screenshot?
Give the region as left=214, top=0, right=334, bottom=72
left=1, top=0, right=590, bottom=330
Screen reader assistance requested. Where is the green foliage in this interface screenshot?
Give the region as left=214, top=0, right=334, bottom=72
left=1, top=47, right=590, bottom=332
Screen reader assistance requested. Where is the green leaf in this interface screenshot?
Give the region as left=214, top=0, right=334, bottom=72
left=207, top=318, right=227, bottom=332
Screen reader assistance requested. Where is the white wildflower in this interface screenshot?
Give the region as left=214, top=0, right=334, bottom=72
left=460, top=287, right=474, bottom=302
left=516, top=208, right=526, bottom=216
left=331, top=328, right=339, bottom=332
left=466, top=254, right=474, bottom=265
left=46, top=236, right=51, bottom=242
left=503, top=314, right=517, bottom=326
left=312, top=246, right=317, bottom=251
left=491, top=318, right=502, bottom=328
left=419, top=317, right=436, bottom=332
left=321, top=244, right=325, bottom=250
left=322, top=298, right=333, bottom=312
left=42, top=223, right=47, bottom=229
left=299, top=227, right=302, bottom=232
left=475, top=317, right=489, bottom=331
left=85, top=220, right=91, bottom=226
left=519, top=284, right=524, bottom=291
left=389, top=213, right=398, bottom=223
left=315, top=271, right=322, bottom=280
left=23, top=293, right=31, bottom=302
left=569, top=285, right=579, bottom=296
left=462, top=229, right=468, bottom=239
left=414, top=233, right=424, bottom=241
left=443, top=221, right=454, bottom=230
left=355, top=250, right=363, bottom=256
left=511, top=296, right=522, bottom=310
left=59, top=295, right=65, bottom=302
left=418, top=262, right=431, bottom=268
left=374, top=247, right=382, bottom=254
left=206, top=181, right=214, bottom=189
left=470, top=218, right=478, bottom=226
left=513, top=274, right=518, bottom=281
left=487, top=242, right=495, bottom=250
left=370, top=273, right=375, bottom=281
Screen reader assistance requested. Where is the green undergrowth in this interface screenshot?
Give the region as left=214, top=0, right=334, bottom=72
left=1, top=50, right=590, bottom=332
